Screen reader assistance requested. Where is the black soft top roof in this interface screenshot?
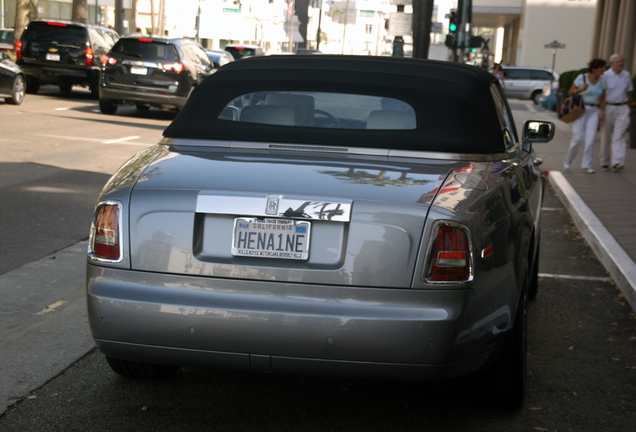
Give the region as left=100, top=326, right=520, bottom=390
left=164, top=55, right=508, bottom=154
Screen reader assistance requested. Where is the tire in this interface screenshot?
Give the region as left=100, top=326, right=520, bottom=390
left=90, top=75, right=100, bottom=99
left=6, top=75, right=25, bottom=105
left=99, top=98, right=118, bottom=115
left=25, top=77, right=40, bottom=94
left=136, top=103, right=150, bottom=111
left=59, top=83, right=73, bottom=93
left=106, top=356, right=179, bottom=379
left=528, top=244, right=539, bottom=300
left=487, top=273, right=528, bottom=408
left=532, top=90, right=542, bottom=105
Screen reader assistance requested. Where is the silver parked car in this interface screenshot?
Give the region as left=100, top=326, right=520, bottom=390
left=503, top=66, right=559, bottom=104
left=87, top=56, right=554, bottom=408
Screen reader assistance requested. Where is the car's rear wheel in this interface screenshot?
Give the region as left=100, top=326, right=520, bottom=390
left=6, top=75, right=25, bottom=105
left=532, top=90, right=542, bottom=105
left=487, top=272, right=527, bottom=408
left=90, top=76, right=100, bottom=99
left=136, top=103, right=150, bottom=111
left=528, top=244, right=540, bottom=300
left=106, top=356, right=179, bottom=379
left=99, top=99, right=118, bottom=115
left=59, top=83, right=73, bottom=93
left=26, top=77, right=40, bottom=94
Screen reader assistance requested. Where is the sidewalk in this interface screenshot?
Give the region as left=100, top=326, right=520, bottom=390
left=512, top=103, right=636, bottom=310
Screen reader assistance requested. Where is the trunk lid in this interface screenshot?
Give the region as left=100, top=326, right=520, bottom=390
left=128, top=147, right=455, bottom=288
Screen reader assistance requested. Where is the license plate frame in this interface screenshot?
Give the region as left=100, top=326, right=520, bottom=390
left=46, top=53, right=60, bottom=61
left=231, top=217, right=311, bottom=260
left=130, top=66, right=148, bottom=75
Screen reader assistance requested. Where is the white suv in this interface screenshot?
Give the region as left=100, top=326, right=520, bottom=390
left=502, top=66, right=559, bottom=104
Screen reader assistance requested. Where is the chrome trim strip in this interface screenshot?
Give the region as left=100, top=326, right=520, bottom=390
left=159, top=138, right=513, bottom=162
left=87, top=200, right=124, bottom=264
left=389, top=149, right=513, bottom=162
left=121, top=60, right=160, bottom=68
left=196, top=192, right=352, bottom=222
left=159, top=137, right=232, bottom=147
left=422, top=220, right=474, bottom=285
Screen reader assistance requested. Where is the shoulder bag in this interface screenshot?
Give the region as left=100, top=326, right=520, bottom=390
left=558, top=74, right=587, bottom=124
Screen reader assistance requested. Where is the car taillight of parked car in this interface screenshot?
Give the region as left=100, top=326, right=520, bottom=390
left=86, top=47, right=94, bottom=67
left=16, top=40, right=22, bottom=60
left=102, top=55, right=117, bottom=66
left=424, top=222, right=473, bottom=283
left=162, top=62, right=185, bottom=73
left=89, top=202, right=122, bottom=261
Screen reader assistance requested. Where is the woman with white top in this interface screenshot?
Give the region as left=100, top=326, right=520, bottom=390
left=563, top=58, right=607, bottom=173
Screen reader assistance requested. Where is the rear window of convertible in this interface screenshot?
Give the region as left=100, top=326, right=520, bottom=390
left=218, top=91, right=417, bottom=130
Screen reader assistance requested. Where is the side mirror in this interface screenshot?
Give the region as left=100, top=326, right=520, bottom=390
left=522, top=120, right=554, bottom=143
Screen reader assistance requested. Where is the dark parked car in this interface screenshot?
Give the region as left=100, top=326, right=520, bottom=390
left=87, top=55, right=554, bottom=408
left=0, top=54, right=25, bottom=104
left=16, top=19, right=118, bottom=97
left=205, top=49, right=234, bottom=71
left=224, top=44, right=263, bottom=60
left=0, top=28, right=14, bottom=53
left=99, top=36, right=214, bottom=114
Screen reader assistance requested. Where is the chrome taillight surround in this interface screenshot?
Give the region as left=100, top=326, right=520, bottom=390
left=422, top=220, right=474, bottom=285
left=88, top=200, right=124, bottom=263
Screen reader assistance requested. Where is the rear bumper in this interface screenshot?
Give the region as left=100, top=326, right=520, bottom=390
left=18, top=63, right=95, bottom=84
left=87, top=264, right=493, bottom=382
left=100, top=84, right=188, bottom=108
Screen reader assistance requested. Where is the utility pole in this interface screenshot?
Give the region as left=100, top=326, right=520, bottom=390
left=411, top=0, right=434, bottom=59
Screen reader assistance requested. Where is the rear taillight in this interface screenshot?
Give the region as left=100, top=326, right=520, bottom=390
left=86, top=47, right=93, bottom=67
left=424, top=222, right=472, bottom=283
left=16, top=40, right=22, bottom=60
left=102, top=55, right=117, bottom=66
left=89, top=202, right=122, bottom=262
left=162, top=62, right=184, bottom=73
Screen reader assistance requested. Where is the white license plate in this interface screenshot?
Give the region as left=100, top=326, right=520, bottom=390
left=130, top=66, right=148, bottom=75
left=232, top=218, right=311, bottom=260
left=46, top=53, right=60, bottom=61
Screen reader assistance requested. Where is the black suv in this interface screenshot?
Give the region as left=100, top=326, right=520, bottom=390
left=99, top=36, right=213, bottom=114
left=16, top=19, right=118, bottom=97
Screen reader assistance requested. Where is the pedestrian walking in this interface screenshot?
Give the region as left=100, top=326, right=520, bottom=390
left=600, top=53, right=633, bottom=172
left=563, top=58, right=607, bottom=173
left=492, top=63, right=505, bottom=89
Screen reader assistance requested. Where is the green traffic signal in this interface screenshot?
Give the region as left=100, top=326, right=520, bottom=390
left=449, top=23, right=457, bottom=32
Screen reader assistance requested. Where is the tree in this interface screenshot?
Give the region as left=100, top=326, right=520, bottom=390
left=13, top=0, right=37, bottom=45
left=72, top=0, right=88, bottom=22
left=411, top=0, right=434, bottom=59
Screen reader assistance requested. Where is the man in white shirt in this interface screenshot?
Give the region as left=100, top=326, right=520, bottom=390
left=600, top=54, right=633, bottom=172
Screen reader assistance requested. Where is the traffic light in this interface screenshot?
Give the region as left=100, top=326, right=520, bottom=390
left=445, top=10, right=457, bottom=48
left=449, top=10, right=457, bottom=33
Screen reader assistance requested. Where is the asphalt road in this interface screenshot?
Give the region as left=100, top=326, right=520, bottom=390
left=0, top=91, right=635, bottom=431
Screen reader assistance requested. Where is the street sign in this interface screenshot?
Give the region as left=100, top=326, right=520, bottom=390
left=431, top=22, right=442, bottom=34
left=388, top=12, right=413, bottom=36
left=544, top=40, right=566, bottom=49
left=223, top=8, right=241, bottom=13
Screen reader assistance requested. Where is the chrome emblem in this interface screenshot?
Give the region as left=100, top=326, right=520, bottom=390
left=48, top=48, right=58, bottom=53
left=134, top=61, right=143, bottom=66
left=266, top=196, right=279, bottom=215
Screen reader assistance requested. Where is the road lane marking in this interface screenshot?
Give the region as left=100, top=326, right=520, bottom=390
left=541, top=207, right=563, bottom=211
left=33, top=134, right=151, bottom=146
left=36, top=300, right=68, bottom=315
left=539, top=273, right=611, bottom=282
left=103, top=136, right=140, bottom=144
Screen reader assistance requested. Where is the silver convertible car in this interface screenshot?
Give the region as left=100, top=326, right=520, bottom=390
left=87, top=55, right=554, bottom=408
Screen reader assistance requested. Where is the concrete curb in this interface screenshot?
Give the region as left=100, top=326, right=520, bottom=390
left=549, top=170, right=636, bottom=310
